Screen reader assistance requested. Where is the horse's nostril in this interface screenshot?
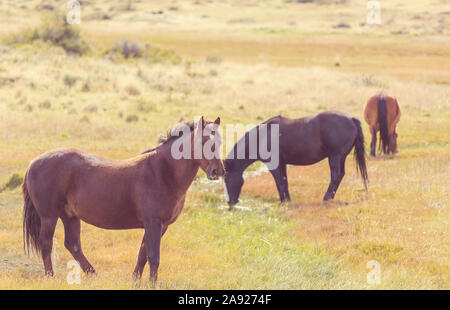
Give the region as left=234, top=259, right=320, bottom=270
left=212, top=169, right=217, bottom=175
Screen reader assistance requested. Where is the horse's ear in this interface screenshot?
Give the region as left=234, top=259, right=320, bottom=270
left=200, top=116, right=205, bottom=129
left=195, top=116, right=205, bottom=130
left=214, top=117, right=221, bottom=126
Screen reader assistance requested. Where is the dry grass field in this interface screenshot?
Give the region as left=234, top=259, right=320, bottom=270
left=0, top=0, right=449, bottom=289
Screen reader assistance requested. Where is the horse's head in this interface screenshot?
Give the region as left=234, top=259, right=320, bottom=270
left=193, top=116, right=224, bottom=180
left=389, top=131, right=398, bottom=154
left=223, top=160, right=244, bottom=207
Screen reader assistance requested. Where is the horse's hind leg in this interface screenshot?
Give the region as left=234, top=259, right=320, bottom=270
left=61, top=214, right=95, bottom=274
left=39, top=216, right=58, bottom=276
left=370, top=128, right=377, bottom=157
left=323, top=155, right=343, bottom=201
left=331, top=156, right=347, bottom=198
left=133, top=236, right=147, bottom=280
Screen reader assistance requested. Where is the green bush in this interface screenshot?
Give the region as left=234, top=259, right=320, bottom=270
left=1, top=173, right=24, bottom=192
left=4, top=12, right=89, bottom=55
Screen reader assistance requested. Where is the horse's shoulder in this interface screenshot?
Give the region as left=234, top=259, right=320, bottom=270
left=263, top=115, right=283, bottom=125
left=316, top=110, right=351, bottom=120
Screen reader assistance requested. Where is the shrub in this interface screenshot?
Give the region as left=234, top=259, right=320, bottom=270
left=333, top=23, right=351, bottom=29
left=25, top=104, right=33, bottom=112
left=4, top=12, right=89, bottom=55
left=106, top=40, right=181, bottom=64
left=38, top=100, right=51, bottom=109
left=136, top=99, right=155, bottom=113
left=81, top=79, right=91, bottom=92
left=360, top=75, right=389, bottom=88
left=146, top=44, right=182, bottom=64
left=111, top=40, right=144, bottom=59
left=125, top=84, right=141, bottom=96
left=80, top=115, right=90, bottom=123
left=125, top=114, right=139, bottom=122
left=63, top=74, right=78, bottom=87
left=83, top=104, right=98, bottom=113
left=1, top=173, right=24, bottom=192
left=205, top=55, right=223, bottom=63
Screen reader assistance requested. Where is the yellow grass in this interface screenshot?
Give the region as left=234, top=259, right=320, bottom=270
left=0, top=0, right=449, bottom=289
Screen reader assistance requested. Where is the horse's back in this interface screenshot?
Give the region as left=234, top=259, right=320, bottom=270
left=279, top=111, right=356, bottom=164
left=315, top=111, right=358, bottom=152
left=26, top=148, right=126, bottom=205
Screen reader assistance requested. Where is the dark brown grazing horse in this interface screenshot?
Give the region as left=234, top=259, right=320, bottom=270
left=22, top=117, right=223, bottom=283
left=223, top=112, right=368, bottom=206
left=364, top=93, right=401, bottom=156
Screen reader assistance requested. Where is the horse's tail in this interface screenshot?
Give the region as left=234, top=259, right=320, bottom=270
left=22, top=171, right=41, bottom=256
left=352, top=117, right=369, bottom=192
left=377, top=94, right=389, bottom=154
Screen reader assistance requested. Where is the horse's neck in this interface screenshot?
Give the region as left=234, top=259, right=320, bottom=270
left=229, top=158, right=258, bottom=175
left=152, top=141, right=200, bottom=194
left=226, top=137, right=259, bottom=175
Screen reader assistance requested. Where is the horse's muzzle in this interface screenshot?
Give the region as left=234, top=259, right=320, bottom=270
left=227, top=200, right=238, bottom=207
left=206, top=168, right=220, bottom=180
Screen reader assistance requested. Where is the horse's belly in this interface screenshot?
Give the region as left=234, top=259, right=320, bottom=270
left=67, top=199, right=143, bottom=230
left=284, top=146, right=327, bottom=166
left=287, top=155, right=326, bottom=166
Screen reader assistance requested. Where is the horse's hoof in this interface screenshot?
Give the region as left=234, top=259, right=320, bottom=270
left=44, top=270, right=54, bottom=277
left=84, top=266, right=97, bottom=276
left=132, top=272, right=142, bottom=281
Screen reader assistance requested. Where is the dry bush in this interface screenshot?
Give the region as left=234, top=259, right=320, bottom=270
left=124, top=84, right=141, bottom=96
left=125, top=114, right=139, bottom=122
left=38, top=100, right=51, bottom=109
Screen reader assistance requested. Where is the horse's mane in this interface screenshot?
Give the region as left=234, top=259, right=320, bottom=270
left=158, top=120, right=195, bottom=144
left=141, top=120, right=195, bottom=154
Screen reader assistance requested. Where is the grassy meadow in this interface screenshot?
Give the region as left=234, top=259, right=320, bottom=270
left=0, top=0, right=449, bottom=289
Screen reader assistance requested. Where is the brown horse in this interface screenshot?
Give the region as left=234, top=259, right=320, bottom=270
left=22, top=116, right=223, bottom=283
left=364, top=93, right=401, bottom=156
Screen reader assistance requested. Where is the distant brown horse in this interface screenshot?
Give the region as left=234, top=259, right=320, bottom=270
left=364, top=93, right=401, bottom=156
left=22, top=117, right=223, bottom=284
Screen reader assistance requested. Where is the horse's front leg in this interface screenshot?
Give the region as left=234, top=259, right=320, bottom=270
left=269, top=164, right=288, bottom=203
left=281, top=164, right=291, bottom=202
left=133, top=226, right=168, bottom=281
left=144, top=217, right=163, bottom=285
